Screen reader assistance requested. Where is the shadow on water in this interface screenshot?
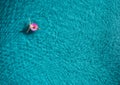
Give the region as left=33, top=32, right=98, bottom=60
left=19, top=25, right=34, bottom=35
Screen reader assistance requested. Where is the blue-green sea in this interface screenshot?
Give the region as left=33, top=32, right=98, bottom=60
left=0, top=0, right=120, bottom=85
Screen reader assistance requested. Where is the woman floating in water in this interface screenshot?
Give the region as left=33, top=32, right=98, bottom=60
left=26, top=18, right=39, bottom=33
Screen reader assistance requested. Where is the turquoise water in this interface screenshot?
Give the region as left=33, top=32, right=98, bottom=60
left=0, top=0, right=120, bottom=85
